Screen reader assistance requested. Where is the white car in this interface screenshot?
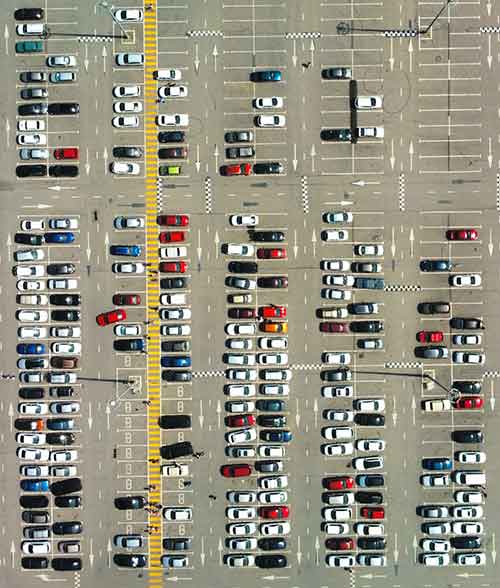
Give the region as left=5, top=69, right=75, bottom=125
left=456, top=451, right=486, bottom=464
left=14, top=265, right=44, bottom=277
left=455, top=491, right=483, bottom=504
left=226, top=400, right=255, bottom=414
left=114, top=216, right=144, bottom=229
left=321, top=289, right=352, bottom=301
left=455, top=553, right=485, bottom=566
left=225, top=353, right=256, bottom=366
left=260, top=522, right=291, bottom=536
left=452, top=352, right=485, bottom=364
left=322, top=443, right=354, bottom=456
left=323, top=352, right=351, bottom=365
left=159, top=246, right=188, bottom=258
left=21, top=219, right=44, bottom=231
left=355, top=523, right=384, bottom=537
left=15, top=249, right=44, bottom=262
left=227, top=507, right=256, bottom=520
left=324, top=523, right=350, bottom=536
left=158, top=85, right=188, bottom=98
left=21, top=465, right=49, bottom=477
left=110, top=161, right=140, bottom=175
left=323, top=211, right=353, bottom=224
left=258, top=476, right=288, bottom=490
left=227, top=523, right=257, bottom=536
left=113, top=101, right=143, bottom=114
left=357, top=127, right=384, bottom=138
left=353, top=456, right=384, bottom=470
left=18, top=326, right=47, bottom=339
left=258, top=338, right=288, bottom=350
left=47, top=372, right=77, bottom=384
left=17, top=23, right=45, bottom=35
left=327, top=554, right=355, bottom=568
left=257, top=353, right=288, bottom=365
left=226, top=428, right=257, bottom=444
left=50, top=326, right=81, bottom=338
left=321, top=260, right=350, bottom=271
left=112, top=263, right=145, bottom=274
left=22, top=541, right=50, bottom=555
left=161, top=324, right=191, bottom=336
left=20, top=372, right=43, bottom=384
left=16, top=433, right=46, bottom=445
left=450, top=274, right=481, bottom=287
left=354, top=398, right=385, bottom=412
left=113, top=85, right=141, bottom=98
left=225, top=384, right=256, bottom=398
left=115, top=324, right=142, bottom=337
left=226, top=369, right=257, bottom=381
left=256, top=115, right=286, bottom=127
left=452, top=522, right=483, bottom=535
left=19, top=403, right=48, bottom=415
left=228, top=491, right=257, bottom=504
left=226, top=447, right=255, bottom=459
left=48, top=218, right=78, bottom=229
left=325, top=493, right=355, bottom=506
left=222, top=243, right=255, bottom=256
left=421, top=474, right=450, bottom=487
left=422, top=522, right=451, bottom=536
left=354, top=244, right=384, bottom=256
left=50, top=450, right=78, bottom=462
left=51, top=465, right=77, bottom=477
left=116, top=53, right=144, bottom=66
left=229, top=214, right=259, bottom=227
left=48, top=279, right=78, bottom=289
left=254, top=97, right=284, bottom=109
left=50, top=402, right=80, bottom=414
left=226, top=339, right=253, bottom=351
left=112, top=116, right=140, bottom=128
left=324, top=410, right=354, bottom=422
left=357, top=554, right=386, bottom=567
left=47, top=55, right=77, bottom=68
left=226, top=550, right=257, bottom=563
left=258, top=445, right=285, bottom=458
left=226, top=323, right=256, bottom=336
left=452, top=334, right=482, bottom=345
left=355, top=439, right=386, bottom=452
left=17, top=134, right=47, bottom=146
left=16, top=310, right=48, bottom=322
left=322, top=385, right=353, bottom=398
left=157, top=114, right=189, bottom=127
left=451, top=506, right=483, bottom=519
left=260, top=384, right=289, bottom=396
left=163, top=508, right=192, bottom=521
left=258, top=491, right=288, bottom=504
left=260, top=369, right=292, bottom=381
left=322, top=427, right=353, bottom=440
left=160, top=304, right=190, bottom=317
left=323, top=508, right=352, bottom=521
left=17, top=447, right=50, bottom=460
left=421, top=553, right=450, bottom=567
left=161, top=464, right=189, bottom=477
left=18, top=120, right=45, bottom=132
left=51, top=342, right=82, bottom=354
left=114, top=8, right=143, bottom=21
left=355, top=96, right=383, bottom=109
left=323, top=275, right=355, bottom=287
left=155, top=68, right=182, bottom=80
left=322, top=230, right=349, bottom=241
left=18, top=294, right=48, bottom=305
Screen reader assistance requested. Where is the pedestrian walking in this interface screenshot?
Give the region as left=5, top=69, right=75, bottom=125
left=208, top=494, right=217, bottom=500
left=142, top=400, right=151, bottom=406
left=149, top=306, right=159, bottom=312
left=302, top=61, right=311, bottom=68
left=148, top=458, right=160, bottom=464
left=182, top=480, right=192, bottom=488
left=143, top=320, right=151, bottom=326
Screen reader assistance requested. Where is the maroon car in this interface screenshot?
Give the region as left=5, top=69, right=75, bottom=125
left=158, top=147, right=188, bottom=159
left=320, top=322, right=348, bottom=333
left=325, top=537, right=354, bottom=551
left=228, top=307, right=256, bottom=319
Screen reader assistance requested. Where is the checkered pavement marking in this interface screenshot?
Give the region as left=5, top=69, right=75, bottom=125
left=399, top=172, right=406, bottom=212
left=301, top=175, right=309, bottom=214
left=496, top=173, right=500, bottom=211
left=78, top=35, right=114, bottom=43
left=186, top=30, right=223, bottom=37
left=484, top=371, right=500, bottom=378
left=291, top=363, right=323, bottom=370
left=285, top=32, right=321, bottom=39
left=480, top=26, right=500, bottom=33
left=193, top=371, right=224, bottom=378
left=384, top=284, right=421, bottom=292
left=205, top=176, right=213, bottom=213
left=384, top=29, right=418, bottom=37
left=156, top=178, right=162, bottom=210
left=385, top=361, right=422, bottom=369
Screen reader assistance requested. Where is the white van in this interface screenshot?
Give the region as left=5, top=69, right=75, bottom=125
left=160, top=293, right=187, bottom=305
left=452, top=471, right=486, bottom=486
left=323, top=427, right=353, bottom=440
left=422, top=399, right=452, bottom=412
left=323, top=508, right=352, bottom=521
left=155, top=68, right=181, bottom=81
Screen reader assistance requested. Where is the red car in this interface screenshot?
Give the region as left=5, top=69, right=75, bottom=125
left=228, top=308, right=256, bottom=319
left=325, top=537, right=354, bottom=551
left=455, top=396, right=483, bottom=410
left=96, top=309, right=127, bottom=326
left=159, top=261, right=188, bottom=273
left=446, top=228, right=478, bottom=241
left=259, top=305, right=287, bottom=319
left=225, top=414, right=256, bottom=427
left=113, top=293, right=141, bottom=306
left=417, top=330, right=444, bottom=343
left=159, top=231, right=185, bottom=244
left=320, top=322, right=348, bottom=333
left=157, top=214, right=189, bottom=227
left=361, top=507, right=384, bottom=519
left=54, top=147, right=79, bottom=160
left=221, top=464, right=252, bottom=478
left=221, top=163, right=252, bottom=176
left=325, top=476, right=354, bottom=491
left=257, top=248, right=287, bottom=259
left=258, top=506, right=290, bottom=519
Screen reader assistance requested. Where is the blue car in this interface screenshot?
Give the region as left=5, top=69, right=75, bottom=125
left=250, top=70, right=282, bottom=82
left=161, top=356, right=191, bottom=368
left=422, top=457, right=452, bottom=471
left=21, top=479, right=50, bottom=492
left=44, top=232, right=75, bottom=244
left=260, top=430, right=292, bottom=443
left=110, top=245, right=142, bottom=257
left=17, top=343, right=46, bottom=355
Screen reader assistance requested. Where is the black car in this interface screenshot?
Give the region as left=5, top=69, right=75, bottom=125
left=52, top=521, right=82, bottom=535
left=452, top=430, right=483, bottom=444
left=250, top=230, right=285, bottom=242
left=320, top=369, right=351, bottom=382
left=255, top=554, right=287, bottom=568
left=348, top=303, right=377, bottom=315
left=48, top=103, right=79, bottom=115
left=351, top=262, right=380, bottom=273
left=46, top=433, right=75, bottom=445
left=19, top=358, right=46, bottom=370
left=452, top=381, right=482, bottom=394
left=354, top=413, right=385, bottom=426
left=49, top=165, right=79, bottom=177
left=226, top=146, right=255, bottom=159
left=161, top=340, right=190, bottom=353
left=160, top=277, right=188, bottom=289
left=21, top=87, right=48, bottom=100
left=158, top=131, right=185, bottom=143
left=322, top=67, right=351, bottom=79
left=55, top=495, right=81, bottom=508
left=18, top=103, right=48, bottom=116
left=450, top=317, right=484, bottom=330
left=22, top=510, right=49, bottom=524
left=357, top=537, right=386, bottom=550
left=160, top=441, right=193, bottom=460
left=51, top=310, right=80, bottom=322
left=15, top=233, right=43, bottom=246
left=258, top=537, right=287, bottom=551
left=258, top=276, right=288, bottom=288
left=420, top=259, right=452, bottom=272
left=20, top=494, right=49, bottom=509
left=354, top=491, right=383, bottom=504
left=15, top=8, right=44, bottom=19
left=19, top=387, right=45, bottom=399
left=163, top=537, right=192, bottom=550
left=113, top=554, right=146, bottom=568
left=158, top=415, right=191, bottom=429
left=320, top=128, right=352, bottom=142
left=450, top=536, right=481, bottom=549
left=112, top=146, right=143, bottom=158
left=253, top=162, right=283, bottom=175
left=49, top=387, right=74, bottom=398
left=47, top=263, right=76, bottom=275
left=257, top=415, right=287, bottom=428
left=47, top=418, right=73, bottom=431
left=16, top=165, right=47, bottom=178
left=113, top=339, right=145, bottom=352
left=162, top=370, right=192, bottom=382
left=51, top=558, right=81, bottom=571
left=418, top=302, right=450, bottom=315
left=225, top=130, right=253, bottom=143
left=22, top=557, right=49, bottom=569
left=228, top=261, right=258, bottom=274
left=256, top=399, right=286, bottom=412
left=50, top=478, right=81, bottom=496
left=350, top=320, right=383, bottom=333
left=255, top=460, right=282, bottom=473
left=20, top=71, right=47, bottom=83
left=114, top=496, right=146, bottom=510
left=49, top=294, right=81, bottom=306
left=355, top=474, right=384, bottom=487
left=158, top=147, right=187, bottom=159
left=414, top=346, right=448, bottom=359
left=354, top=277, right=385, bottom=290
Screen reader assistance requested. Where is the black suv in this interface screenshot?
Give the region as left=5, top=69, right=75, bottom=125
left=114, top=496, right=146, bottom=510
left=18, top=103, right=48, bottom=116
left=49, top=165, right=79, bottom=177
left=452, top=381, right=481, bottom=394
left=228, top=261, right=258, bottom=274
left=420, top=259, right=452, bottom=272
left=250, top=231, right=285, bottom=242
left=15, top=233, right=43, bottom=246
left=253, top=162, right=283, bottom=175
left=48, top=103, right=80, bottom=115
left=47, top=263, right=76, bottom=275
left=50, top=294, right=81, bottom=306
left=450, top=317, right=484, bottom=329
left=51, top=310, right=80, bottom=322
left=160, top=441, right=193, bottom=460
left=158, top=415, right=191, bottom=429
left=350, top=320, right=384, bottom=333
left=158, top=131, right=185, bottom=143
left=161, top=340, right=190, bottom=353
left=452, top=430, right=483, bottom=444
left=16, top=165, right=47, bottom=178
left=418, top=302, right=450, bottom=315
left=255, top=554, right=287, bottom=568
left=355, top=413, right=385, bottom=426
left=112, top=146, right=142, bottom=158
left=160, top=277, right=187, bottom=289
left=355, top=491, right=383, bottom=504
left=163, top=537, right=192, bottom=550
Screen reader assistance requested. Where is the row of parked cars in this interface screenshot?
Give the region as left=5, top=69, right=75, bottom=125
left=13, top=212, right=83, bottom=572
left=417, top=227, right=486, bottom=567
left=219, top=218, right=290, bottom=569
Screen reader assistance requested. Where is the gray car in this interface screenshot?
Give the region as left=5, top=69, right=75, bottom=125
left=415, top=346, right=448, bottom=359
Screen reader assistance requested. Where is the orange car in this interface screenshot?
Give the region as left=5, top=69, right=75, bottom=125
left=260, top=321, right=288, bottom=334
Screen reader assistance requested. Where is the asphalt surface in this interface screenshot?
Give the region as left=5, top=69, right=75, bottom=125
left=1, top=0, right=500, bottom=588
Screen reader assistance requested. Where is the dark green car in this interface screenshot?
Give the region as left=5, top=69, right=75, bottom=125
left=16, top=41, right=43, bottom=53
left=321, top=128, right=352, bottom=142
